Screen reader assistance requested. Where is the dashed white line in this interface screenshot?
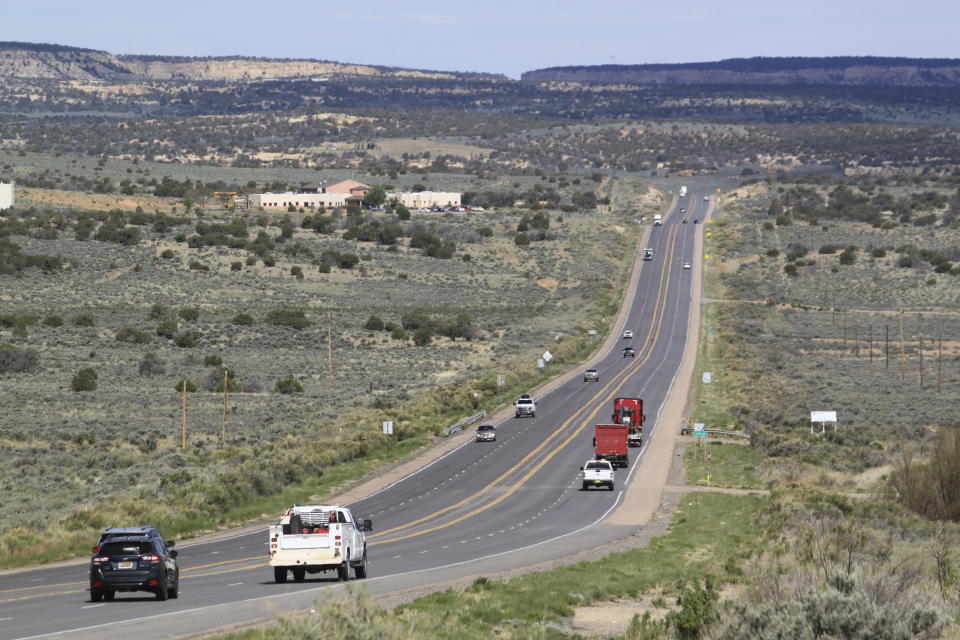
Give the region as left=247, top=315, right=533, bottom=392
left=227, top=582, right=243, bottom=587
left=80, top=604, right=105, bottom=610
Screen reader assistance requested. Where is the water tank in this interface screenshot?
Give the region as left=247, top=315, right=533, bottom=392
left=0, top=181, right=13, bottom=210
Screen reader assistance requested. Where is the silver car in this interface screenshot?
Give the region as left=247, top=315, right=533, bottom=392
left=583, top=368, right=599, bottom=382
left=475, top=424, right=496, bottom=442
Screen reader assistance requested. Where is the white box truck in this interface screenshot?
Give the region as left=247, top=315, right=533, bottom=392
left=653, top=214, right=662, bottom=226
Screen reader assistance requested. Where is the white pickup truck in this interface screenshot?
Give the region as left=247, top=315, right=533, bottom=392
left=514, top=394, right=536, bottom=418
left=268, top=505, right=372, bottom=582
left=580, top=459, right=615, bottom=491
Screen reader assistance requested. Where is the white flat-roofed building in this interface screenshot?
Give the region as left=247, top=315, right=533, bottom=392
left=390, top=191, right=461, bottom=209
left=0, top=181, right=13, bottom=210
left=249, top=192, right=346, bottom=209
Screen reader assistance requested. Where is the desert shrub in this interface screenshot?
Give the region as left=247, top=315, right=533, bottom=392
left=115, top=326, right=152, bottom=344
left=205, top=367, right=241, bottom=392
left=668, top=579, right=718, bottom=640
left=317, top=262, right=331, bottom=273
left=839, top=249, right=857, bottom=265
left=896, top=255, right=914, bottom=268
left=174, top=331, right=199, bottom=348
left=178, top=307, right=200, bottom=321
left=267, top=308, right=311, bottom=330
left=290, top=265, right=304, bottom=279
left=274, top=377, right=304, bottom=394
left=413, top=328, right=433, bottom=347
left=819, top=244, right=839, bottom=254
left=784, top=264, right=798, bottom=277
left=871, top=247, right=887, bottom=258
left=156, top=320, right=178, bottom=338
left=262, top=255, right=276, bottom=267
left=245, top=256, right=256, bottom=266
left=203, top=355, right=223, bottom=367
left=148, top=303, right=170, bottom=320
left=0, top=344, right=39, bottom=373
left=42, top=315, right=63, bottom=327
left=138, top=352, right=165, bottom=376
left=514, top=232, right=530, bottom=246
left=174, top=379, right=197, bottom=392
left=231, top=313, right=255, bottom=326
left=73, top=312, right=95, bottom=327
left=336, top=252, right=360, bottom=269
left=391, top=326, right=408, bottom=341
left=230, top=261, right=243, bottom=271
left=188, top=259, right=210, bottom=271
left=766, top=249, right=780, bottom=257
left=364, top=315, right=385, bottom=331
left=160, top=249, right=175, bottom=259
left=70, top=368, right=97, bottom=392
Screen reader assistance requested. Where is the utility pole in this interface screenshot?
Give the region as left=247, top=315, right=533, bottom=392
left=938, top=336, right=943, bottom=393
left=327, top=312, right=334, bottom=388
left=842, top=311, right=847, bottom=356
left=222, top=369, right=229, bottom=439
left=885, top=324, right=889, bottom=369
left=181, top=382, right=188, bottom=450
left=854, top=321, right=859, bottom=357
left=869, top=325, right=873, bottom=363
left=898, top=309, right=907, bottom=381
left=919, top=335, right=924, bottom=387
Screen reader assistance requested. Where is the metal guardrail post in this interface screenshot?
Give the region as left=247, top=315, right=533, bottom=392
left=442, top=410, right=487, bottom=436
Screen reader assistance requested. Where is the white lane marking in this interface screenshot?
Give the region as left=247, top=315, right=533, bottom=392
left=0, top=617, right=13, bottom=622
left=392, top=555, right=402, bottom=559
left=11, top=494, right=630, bottom=640
left=29, top=579, right=41, bottom=583
left=80, top=604, right=105, bottom=610
left=209, top=551, right=219, bottom=555
left=227, top=582, right=243, bottom=587
left=419, top=550, right=428, bottom=554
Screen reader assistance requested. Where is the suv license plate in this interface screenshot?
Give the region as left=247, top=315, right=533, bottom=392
left=119, top=561, right=134, bottom=569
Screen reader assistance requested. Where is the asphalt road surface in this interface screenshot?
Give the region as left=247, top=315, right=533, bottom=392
left=0, top=194, right=706, bottom=640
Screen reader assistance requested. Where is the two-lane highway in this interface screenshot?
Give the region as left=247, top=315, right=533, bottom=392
left=0, top=194, right=707, bottom=640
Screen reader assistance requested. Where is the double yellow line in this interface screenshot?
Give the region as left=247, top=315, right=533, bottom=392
left=369, top=223, right=683, bottom=545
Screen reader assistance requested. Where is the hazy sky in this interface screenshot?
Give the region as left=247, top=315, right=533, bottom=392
left=3, top=0, right=958, bottom=78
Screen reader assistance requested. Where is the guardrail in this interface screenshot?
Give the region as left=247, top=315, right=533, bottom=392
left=680, top=428, right=752, bottom=441
left=442, top=410, right=487, bottom=436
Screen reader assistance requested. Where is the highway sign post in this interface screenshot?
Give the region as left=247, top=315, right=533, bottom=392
left=382, top=421, right=394, bottom=435
left=702, top=372, right=712, bottom=384
left=542, top=350, right=553, bottom=362
left=537, top=358, right=545, bottom=369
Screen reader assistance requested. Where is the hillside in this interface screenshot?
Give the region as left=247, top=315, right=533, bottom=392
left=521, top=56, right=960, bottom=87
left=0, top=41, right=482, bottom=81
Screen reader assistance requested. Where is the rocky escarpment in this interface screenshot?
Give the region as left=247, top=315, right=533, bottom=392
left=0, top=41, right=468, bottom=81
left=521, top=57, right=960, bottom=87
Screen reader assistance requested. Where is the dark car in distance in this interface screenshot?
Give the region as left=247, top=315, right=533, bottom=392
left=622, top=347, right=636, bottom=358
left=90, top=533, right=179, bottom=602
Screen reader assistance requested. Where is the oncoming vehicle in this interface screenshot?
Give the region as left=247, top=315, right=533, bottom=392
left=514, top=394, right=536, bottom=418
left=90, top=533, right=179, bottom=602
left=583, top=368, right=599, bottom=382
left=682, top=262, right=691, bottom=270
left=475, top=424, right=496, bottom=442
left=622, top=330, right=634, bottom=339
left=622, top=347, right=635, bottom=358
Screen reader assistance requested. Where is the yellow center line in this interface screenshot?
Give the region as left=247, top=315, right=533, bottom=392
left=372, top=224, right=682, bottom=544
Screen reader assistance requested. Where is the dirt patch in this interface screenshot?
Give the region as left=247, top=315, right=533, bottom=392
left=19, top=186, right=175, bottom=212
left=536, top=277, right=559, bottom=290
left=573, top=595, right=668, bottom=637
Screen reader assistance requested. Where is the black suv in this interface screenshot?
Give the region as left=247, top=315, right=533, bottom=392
left=90, top=533, right=179, bottom=601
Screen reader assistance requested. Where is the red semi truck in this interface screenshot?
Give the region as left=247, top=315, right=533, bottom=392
left=612, top=397, right=645, bottom=447
left=593, top=424, right=629, bottom=468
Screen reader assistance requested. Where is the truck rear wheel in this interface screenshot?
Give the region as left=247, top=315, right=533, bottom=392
left=609, top=483, right=615, bottom=492
left=337, top=560, right=350, bottom=581
left=273, top=567, right=288, bottom=583
left=292, top=567, right=306, bottom=582
left=354, top=549, right=368, bottom=579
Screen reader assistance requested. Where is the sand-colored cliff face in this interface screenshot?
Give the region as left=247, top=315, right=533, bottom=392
left=0, top=46, right=457, bottom=81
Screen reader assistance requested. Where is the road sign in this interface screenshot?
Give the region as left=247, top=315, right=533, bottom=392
left=693, top=429, right=708, bottom=438
left=537, top=358, right=545, bottom=369
left=702, top=372, right=712, bottom=383
left=497, top=375, right=506, bottom=387
left=542, top=350, right=553, bottom=362
left=382, top=421, right=394, bottom=435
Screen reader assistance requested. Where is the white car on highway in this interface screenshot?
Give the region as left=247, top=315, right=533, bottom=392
left=622, top=330, right=634, bottom=339
left=682, top=262, right=691, bottom=270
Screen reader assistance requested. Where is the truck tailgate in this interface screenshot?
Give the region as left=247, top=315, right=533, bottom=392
left=280, top=534, right=331, bottom=549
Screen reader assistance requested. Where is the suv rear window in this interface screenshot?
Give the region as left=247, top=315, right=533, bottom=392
left=100, top=541, right=153, bottom=556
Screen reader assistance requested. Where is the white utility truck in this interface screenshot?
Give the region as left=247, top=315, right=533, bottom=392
left=653, top=214, right=662, bottom=226
left=269, top=505, right=371, bottom=582
left=679, top=185, right=687, bottom=197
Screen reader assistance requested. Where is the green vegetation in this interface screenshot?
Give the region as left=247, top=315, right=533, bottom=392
left=684, top=441, right=766, bottom=490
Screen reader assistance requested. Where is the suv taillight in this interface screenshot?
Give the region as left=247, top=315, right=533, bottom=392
left=92, top=556, right=110, bottom=564
left=91, top=545, right=100, bottom=554
left=141, top=554, right=161, bottom=563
